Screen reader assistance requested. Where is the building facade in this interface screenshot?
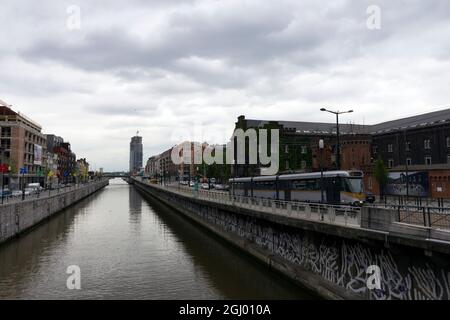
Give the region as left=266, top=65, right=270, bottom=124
left=0, top=102, right=47, bottom=187
left=232, top=115, right=369, bottom=177
left=76, top=158, right=90, bottom=183
left=368, top=109, right=450, bottom=197
left=145, top=147, right=179, bottom=182
left=233, top=109, right=450, bottom=198
left=129, top=135, right=143, bottom=175
left=46, top=135, right=77, bottom=183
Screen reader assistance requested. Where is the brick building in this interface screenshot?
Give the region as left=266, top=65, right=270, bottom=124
left=145, top=147, right=178, bottom=182
left=231, top=109, right=450, bottom=198
left=367, top=109, right=450, bottom=197
left=46, top=134, right=77, bottom=183
left=145, top=142, right=208, bottom=182
left=232, top=115, right=369, bottom=177
left=0, top=101, right=47, bottom=187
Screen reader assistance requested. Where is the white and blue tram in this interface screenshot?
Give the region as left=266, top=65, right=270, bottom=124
left=229, top=170, right=366, bottom=206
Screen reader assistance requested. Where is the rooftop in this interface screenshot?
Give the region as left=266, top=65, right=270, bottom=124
left=369, top=108, right=450, bottom=134
left=245, top=119, right=367, bottom=135
left=0, top=104, right=43, bottom=131
left=241, top=107, right=450, bottom=135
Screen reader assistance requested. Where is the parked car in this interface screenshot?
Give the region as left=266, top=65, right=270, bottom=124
left=25, top=188, right=38, bottom=195
left=365, top=192, right=376, bottom=204
left=189, top=181, right=195, bottom=188
left=12, top=190, right=30, bottom=197
left=213, top=184, right=225, bottom=190
left=26, top=183, right=43, bottom=193
left=201, top=183, right=210, bottom=190
left=0, top=188, right=12, bottom=197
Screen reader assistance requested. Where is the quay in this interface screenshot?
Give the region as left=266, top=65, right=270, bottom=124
left=0, top=179, right=109, bottom=245
left=130, top=177, right=450, bottom=300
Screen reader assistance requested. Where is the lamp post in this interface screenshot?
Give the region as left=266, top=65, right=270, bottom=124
left=37, top=169, right=44, bottom=198
left=404, top=129, right=410, bottom=201
left=20, top=167, right=27, bottom=201
left=0, top=146, right=5, bottom=204
left=0, top=166, right=5, bottom=205
left=320, top=108, right=354, bottom=170
left=319, top=139, right=325, bottom=203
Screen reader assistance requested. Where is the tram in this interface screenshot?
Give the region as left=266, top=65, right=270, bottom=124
left=229, top=170, right=366, bottom=206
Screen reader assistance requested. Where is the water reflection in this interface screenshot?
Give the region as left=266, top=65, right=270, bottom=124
left=0, top=178, right=314, bottom=299
left=129, top=184, right=142, bottom=225
left=140, top=191, right=313, bottom=299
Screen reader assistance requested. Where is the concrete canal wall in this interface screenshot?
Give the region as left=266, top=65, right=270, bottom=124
left=0, top=180, right=109, bottom=245
left=132, top=179, right=450, bottom=300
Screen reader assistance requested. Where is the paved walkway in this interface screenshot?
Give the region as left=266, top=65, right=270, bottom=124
left=0, top=182, right=104, bottom=206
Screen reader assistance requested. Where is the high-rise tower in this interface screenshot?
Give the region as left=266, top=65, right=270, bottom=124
left=129, top=134, right=143, bottom=174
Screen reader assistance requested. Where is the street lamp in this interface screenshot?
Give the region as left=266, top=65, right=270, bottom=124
left=319, top=139, right=325, bottom=204
left=320, top=108, right=354, bottom=170
left=20, top=167, right=28, bottom=201
left=404, top=129, right=410, bottom=200
left=0, top=146, right=5, bottom=204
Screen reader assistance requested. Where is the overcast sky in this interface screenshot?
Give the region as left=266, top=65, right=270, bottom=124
left=1, top=0, right=450, bottom=171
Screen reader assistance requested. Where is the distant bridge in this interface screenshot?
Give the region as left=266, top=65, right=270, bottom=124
left=103, top=172, right=130, bottom=178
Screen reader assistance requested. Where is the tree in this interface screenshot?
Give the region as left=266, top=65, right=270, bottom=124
left=374, top=159, right=389, bottom=198
left=6, top=159, right=17, bottom=175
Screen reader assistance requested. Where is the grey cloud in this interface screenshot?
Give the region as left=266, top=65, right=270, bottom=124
left=87, top=104, right=157, bottom=116
left=2, top=0, right=450, bottom=170
left=19, top=1, right=363, bottom=87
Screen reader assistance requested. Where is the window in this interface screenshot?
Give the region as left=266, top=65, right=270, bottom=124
left=285, top=160, right=289, bottom=170
left=406, top=158, right=412, bottom=166
left=425, top=156, right=432, bottom=165
left=424, top=139, right=431, bottom=149
left=447, top=155, right=450, bottom=164
left=292, top=179, right=319, bottom=191
left=388, top=144, right=393, bottom=153
left=447, top=137, right=450, bottom=148
left=285, top=145, right=289, bottom=153
left=373, top=146, right=378, bottom=154
left=388, top=159, right=394, bottom=168
left=406, top=141, right=411, bottom=152
left=301, top=160, right=307, bottom=169
left=301, top=146, right=307, bottom=154
left=343, top=178, right=364, bottom=193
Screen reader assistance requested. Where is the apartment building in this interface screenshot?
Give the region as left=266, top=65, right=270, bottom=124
left=0, top=101, right=47, bottom=186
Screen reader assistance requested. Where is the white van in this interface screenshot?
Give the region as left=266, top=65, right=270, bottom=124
left=26, top=183, right=43, bottom=194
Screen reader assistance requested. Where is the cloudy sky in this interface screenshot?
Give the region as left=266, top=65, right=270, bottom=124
left=1, top=0, right=449, bottom=171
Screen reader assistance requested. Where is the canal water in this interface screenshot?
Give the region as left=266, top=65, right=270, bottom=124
left=0, top=179, right=314, bottom=299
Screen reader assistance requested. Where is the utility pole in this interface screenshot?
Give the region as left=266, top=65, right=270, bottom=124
left=0, top=146, right=5, bottom=204
left=319, top=139, right=325, bottom=203
left=404, top=129, right=410, bottom=200
left=320, top=108, right=354, bottom=170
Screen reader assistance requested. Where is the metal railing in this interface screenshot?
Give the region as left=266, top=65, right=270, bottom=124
left=376, top=195, right=450, bottom=210
left=0, top=179, right=107, bottom=205
left=386, top=204, right=450, bottom=230
left=139, top=181, right=362, bottom=228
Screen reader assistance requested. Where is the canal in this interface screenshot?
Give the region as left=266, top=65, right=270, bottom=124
left=0, top=179, right=314, bottom=299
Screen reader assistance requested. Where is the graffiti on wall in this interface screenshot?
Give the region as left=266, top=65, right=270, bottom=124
left=152, top=187, right=450, bottom=300
left=183, top=196, right=450, bottom=300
